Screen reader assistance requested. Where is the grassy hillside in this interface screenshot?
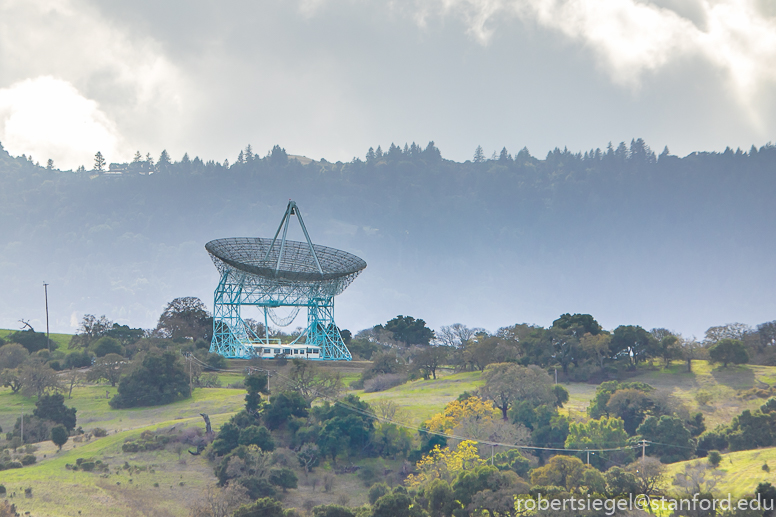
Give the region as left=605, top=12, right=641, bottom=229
left=2, top=359, right=775, bottom=516
left=0, top=328, right=72, bottom=351
left=662, top=447, right=776, bottom=497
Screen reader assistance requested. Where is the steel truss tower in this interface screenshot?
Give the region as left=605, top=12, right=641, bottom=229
left=207, top=201, right=365, bottom=360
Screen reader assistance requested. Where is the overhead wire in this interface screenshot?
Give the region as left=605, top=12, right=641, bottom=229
left=185, top=352, right=643, bottom=455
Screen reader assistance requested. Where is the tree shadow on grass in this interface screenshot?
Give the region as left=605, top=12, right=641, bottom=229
left=710, top=365, right=755, bottom=390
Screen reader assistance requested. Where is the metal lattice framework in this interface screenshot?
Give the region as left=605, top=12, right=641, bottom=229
left=207, top=201, right=366, bottom=360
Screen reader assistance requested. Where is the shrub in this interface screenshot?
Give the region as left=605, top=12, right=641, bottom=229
left=364, top=374, right=406, bottom=393
left=20, top=454, right=36, bottom=466
left=269, top=467, right=298, bottom=492
left=0, top=485, right=6, bottom=496
left=51, top=424, right=69, bottom=451
left=109, top=350, right=189, bottom=408
left=368, top=482, right=390, bottom=505
left=92, top=428, right=108, bottom=437
left=707, top=451, right=722, bottom=468
left=312, top=505, right=356, bottom=517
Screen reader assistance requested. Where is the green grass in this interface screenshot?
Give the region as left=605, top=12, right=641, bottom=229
left=0, top=383, right=246, bottom=517
left=0, top=328, right=72, bottom=351
left=662, top=447, right=776, bottom=497
left=357, top=371, right=485, bottom=424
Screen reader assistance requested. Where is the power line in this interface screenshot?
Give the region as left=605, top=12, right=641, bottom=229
left=187, top=353, right=641, bottom=455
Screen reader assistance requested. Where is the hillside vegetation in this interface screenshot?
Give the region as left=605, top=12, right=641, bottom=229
left=2, top=356, right=775, bottom=516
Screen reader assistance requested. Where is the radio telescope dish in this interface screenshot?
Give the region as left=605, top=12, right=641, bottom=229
left=207, top=200, right=366, bottom=360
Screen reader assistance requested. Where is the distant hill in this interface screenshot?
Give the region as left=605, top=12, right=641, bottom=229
left=1, top=139, right=775, bottom=336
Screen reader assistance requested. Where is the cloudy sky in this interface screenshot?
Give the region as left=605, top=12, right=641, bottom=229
left=1, top=0, right=775, bottom=169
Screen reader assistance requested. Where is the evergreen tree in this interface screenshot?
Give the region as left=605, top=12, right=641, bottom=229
left=473, top=145, right=485, bottom=163
left=94, top=152, right=105, bottom=172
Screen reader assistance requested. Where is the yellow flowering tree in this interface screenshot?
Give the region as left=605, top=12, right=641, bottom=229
left=425, top=396, right=500, bottom=434
left=405, top=440, right=485, bottom=487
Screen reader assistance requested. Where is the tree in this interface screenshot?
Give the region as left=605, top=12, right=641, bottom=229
left=279, top=359, right=343, bottom=403
left=479, top=363, right=555, bottom=420
left=86, top=353, right=127, bottom=387
left=268, top=467, right=297, bottom=492
left=626, top=456, right=665, bottom=497
left=109, top=350, right=190, bottom=408
left=655, top=333, right=680, bottom=366
left=636, top=415, right=693, bottom=463
left=405, top=440, right=484, bottom=486
left=297, top=443, right=320, bottom=478
left=372, top=491, right=421, bottom=517
left=708, top=338, right=749, bottom=367
left=436, top=324, right=482, bottom=348
left=704, top=323, right=751, bottom=345
left=580, top=332, right=611, bottom=370
left=378, top=315, right=434, bottom=347
left=91, top=336, right=124, bottom=357
left=605, top=389, right=653, bottom=435
left=411, top=345, right=449, bottom=379
left=19, top=358, right=61, bottom=398
left=238, top=425, right=275, bottom=451
left=34, top=393, right=77, bottom=431
left=46, top=158, right=54, bottom=170
left=0, top=368, right=23, bottom=393
left=7, top=330, right=48, bottom=353
left=244, top=371, right=268, bottom=413
left=0, top=343, right=29, bottom=369
left=565, top=416, right=633, bottom=469
left=263, top=392, right=309, bottom=430
left=94, top=151, right=105, bottom=171
left=50, top=424, right=69, bottom=450
left=232, top=497, right=285, bottom=517
left=312, top=505, right=355, bottom=517
left=530, top=455, right=596, bottom=493
left=756, top=482, right=776, bottom=517
left=70, top=314, right=113, bottom=348
left=609, top=325, right=657, bottom=366
left=473, top=146, right=485, bottom=163
left=155, top=297, right=213, bottom=341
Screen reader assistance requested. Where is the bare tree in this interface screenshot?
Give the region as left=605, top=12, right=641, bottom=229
left=278, top=359, right=343, bottom=403
left=86, top=353, right=128, bottom=387
left=436, top=323, right=483, bottom=348
left=626, top=457, right=665, bottom=497
left=703, top=323, right=752, bottom=346
left=20, top=358, right=62, bottom=398
left=189, top=485, right=249, bottom=517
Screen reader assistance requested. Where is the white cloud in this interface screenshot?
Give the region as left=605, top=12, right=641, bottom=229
left=0, top=0, right=184, bottom=167
left=0, top=76, right=122, bottom=169
left=402, top=0, right=776, bottom=117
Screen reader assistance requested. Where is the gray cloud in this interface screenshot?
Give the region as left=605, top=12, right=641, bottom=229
left=1, top=0, right=774, bottom=165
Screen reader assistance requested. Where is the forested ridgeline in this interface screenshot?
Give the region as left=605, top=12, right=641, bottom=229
left=1, top=139, right=776, bottom=331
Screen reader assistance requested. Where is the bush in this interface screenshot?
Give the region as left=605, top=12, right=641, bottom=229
left=233, top=497, right=285, bottom=517
left=64, top=350, right=92, bottom=369
left=364, top=374, right=406, bottom=393
left=20, top=454, right=36, bottom=466
left=92, top=428, right=108, bottom=437
left=51, top=424, right=69, bottom=450
left=707, top=450, right=722, bottom=468
left=91, top=336, right=124, bottom=357
left=312, top=505, right=355, bottom=517
left=239, top=476, right=277, bottom=500
left=368, top=482, right=390, bottom=505
left=110, top=350, right=189, bottom=409
left=0, top=485, right=5, bottom=496
left=269, top=467, right=298, bottom=492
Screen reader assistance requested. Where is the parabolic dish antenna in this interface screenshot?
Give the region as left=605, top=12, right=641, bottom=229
left=206, top=200, right=366, bottom=360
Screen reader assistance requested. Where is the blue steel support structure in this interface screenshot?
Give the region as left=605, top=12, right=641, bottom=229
left=208, top=201, right=359, bottom=360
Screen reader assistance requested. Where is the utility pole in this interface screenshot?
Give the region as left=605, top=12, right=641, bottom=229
left=43, top=282, right=50, bottom=352
left=491, top=444, right=495, bottom=465
left=586, top=447, right=590, bottom=464
left=554, top=368, right=558, bottom=384
left=21, top=404, right=24, bottom=444
left=188, top=353, right=193, bottom=395
left=641, top=439, right=647, bottom=462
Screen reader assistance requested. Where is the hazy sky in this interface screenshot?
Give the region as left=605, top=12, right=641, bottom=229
left=1, top=0, right=776, bottom=169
